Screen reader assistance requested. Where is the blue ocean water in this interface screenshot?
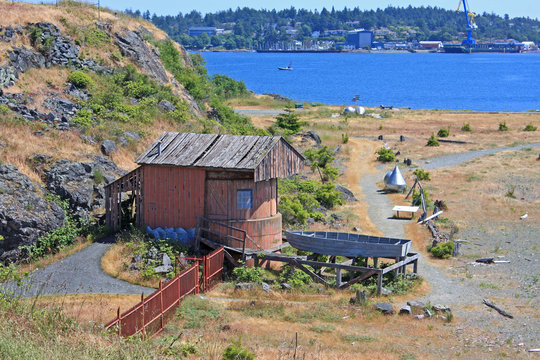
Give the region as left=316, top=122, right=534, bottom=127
left=200, top=52, right=540, bottom=111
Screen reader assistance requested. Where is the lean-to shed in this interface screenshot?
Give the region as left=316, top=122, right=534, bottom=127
left=105, top=132, right=304, bottom=250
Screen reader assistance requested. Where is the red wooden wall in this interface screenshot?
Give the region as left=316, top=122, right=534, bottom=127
left=142, top=165, right=205, bottom=229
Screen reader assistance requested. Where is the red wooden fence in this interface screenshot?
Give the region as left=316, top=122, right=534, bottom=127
left=105, top=247, right=225, bottom=338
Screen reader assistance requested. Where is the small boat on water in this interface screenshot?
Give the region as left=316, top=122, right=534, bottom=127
left=278, top=61, right=293, bottom=71
left=284, top=230, right=411, bottom=258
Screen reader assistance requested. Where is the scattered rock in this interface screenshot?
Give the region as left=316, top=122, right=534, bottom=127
left=219, top=324, right=231, bottom=331
left=375, top=303, right=395, bottom=315
left=335, top=185, right=357, bottom=202
left=261, top=282, right=272, bottom=292
left=333, top=144, right=341, bottom=154
left=235, top=283, right=255, bottom=291
left=158, top=100, right=175, bottom=112
left=380, top=287, right=393, bottom=296
left=399, top=305, right=412, bottom=315
left=414, top=314, right=425, bottom=320
left=424, top=309, right=433, bottom=318
left=433, top=304, right=451, bottom=312
left=123, top=131, right=140, bottom=142
left=280, top=283, right=292, bottom=290
left=101, top=140, right=117, bottom=156
left=330, top=213, right=343, bottom=222
left=407, top=300, right=425, bottom=310
left=353, top=226, right=362, bottom=232
left=350, top=289, right=367, bottom=305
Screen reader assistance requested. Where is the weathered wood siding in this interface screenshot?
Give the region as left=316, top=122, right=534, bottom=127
left=205, top=171, right=277, bottom=221
left=142, top=165, right=205, bottom=229
left=254, top=138, right=304, bottom=182
left=105, top=167, right=144, bottom=231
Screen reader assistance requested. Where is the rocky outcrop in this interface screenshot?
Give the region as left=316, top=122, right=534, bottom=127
left=0, top=165, right=65, bottom=262
left=113, top=26, right=202, bottom=117
left=45, top=156, right=126, bottom=221
left=114, top=28, right=169, bottom=84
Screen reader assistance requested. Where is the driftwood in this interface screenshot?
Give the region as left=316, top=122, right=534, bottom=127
left=483, top=299, right=514, bottom=319
left=476, top=257, right=494, bottom=264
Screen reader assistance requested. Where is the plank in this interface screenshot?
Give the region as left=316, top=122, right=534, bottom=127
left=419, top=211, right=443, bottom=224
left=261, top=253, right=382, bottom=273
left=381, top=254, right=419, bottom=274
left=292, top=260, right=330, bottom=286
left=339, top=270, right=378, bottom=289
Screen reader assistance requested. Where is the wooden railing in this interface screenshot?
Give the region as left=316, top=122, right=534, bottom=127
left=105, top=247, right=225, bottom=338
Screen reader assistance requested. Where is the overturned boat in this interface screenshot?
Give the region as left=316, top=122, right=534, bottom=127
left=284, top=230, right=411, bottom=258
left=384, top=165, right=406, bottom=192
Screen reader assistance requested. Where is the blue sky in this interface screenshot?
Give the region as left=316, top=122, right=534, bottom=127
left=99, top=0, right=538, bottom=19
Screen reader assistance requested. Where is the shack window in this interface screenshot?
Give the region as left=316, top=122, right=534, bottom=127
left=237, top=189, right=252, bottom=209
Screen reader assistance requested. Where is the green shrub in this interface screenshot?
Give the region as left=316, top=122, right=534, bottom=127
left=278, top=264, right=313, bottom=288
left=498, top=122, right=508, bottom=131
left=461, top=123, right=471, bottom=132
left=71, top=108, right=94, bottom=129
left=321, top=164, right=339, bottom=182
left=222, top=339, right=255, bottom=360
left=315, top=183, right=344, bottom=209
left=274, top=108, right=304, bottom=134
left=93, top=169, right=105, bottom=184
left=304, top=146, right=335, bottom=169
left=211, top=74, right=249, bottom=99
left=524, top=123, right=537, bottom=131
left=67, top=71, right=93, bottom=89
left=437, top=128, right=449, bottom=137
left=429, top=241, right=454, bottom=259
left=426, top=133, right=439, bottom=147
left=342, top=133, right=349, bottom=144
left=411, top=188, right=431, bottom=208
left=232, top=263, right=265, bottom=283
left=376, top=148, right=395, bottom=162
left=413, top=169, right=431, bottom=181
left=279, top=195, right=309, bottom=225
left=0, top=104, right=10, bottom=115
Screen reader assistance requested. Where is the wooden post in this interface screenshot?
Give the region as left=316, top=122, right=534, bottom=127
left=413, top=259, right=418, bottom=274
left=116, top=307, right=120, bottom=336
left=336, top=269, right=342, bottom=287
left=373, top=257, right=379, bottom=269
left=159, top=280, right=164, bottom=332
left=377, top=272, right=383, bottom=295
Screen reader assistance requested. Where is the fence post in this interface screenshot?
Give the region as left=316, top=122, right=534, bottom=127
left=141, top=293, right=145, bottom=340
left=195, top=260, right=200, bottom=294
left=116, top=307, right=120, bottom=336
left=159, top=280, right=164, bottom=333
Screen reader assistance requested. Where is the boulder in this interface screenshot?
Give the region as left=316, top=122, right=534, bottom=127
left=101, top=140, right=117, bottom=156
left=158, top=100, right=175, bottom=112
left=375, top=303, right=395, bottom=315
left=433, top=304, right=451, bottom=312
left=45, top=156, right=126, bottom=220
left=335, top=185, right=357, bottom=202
left=306, top=130, right=321, bottom=145
left=280, top=283, right=292, bottom=290
left=0, top=164, right=65, bottom=261
left=399, top=305, right=412, bottom=315
left=261, top=282, right=272, bottom=292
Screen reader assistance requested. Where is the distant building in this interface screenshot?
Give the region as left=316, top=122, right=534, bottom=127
left=188, top=27, right=223, bottom=37
left=347, top=30, right=373, bottom=49
left=323, top=29, right=349, bottom=37
left=419, top=41, right=443, bottom=49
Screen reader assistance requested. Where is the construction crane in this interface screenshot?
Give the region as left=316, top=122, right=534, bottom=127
left=457, top=0, right=478, bottom=46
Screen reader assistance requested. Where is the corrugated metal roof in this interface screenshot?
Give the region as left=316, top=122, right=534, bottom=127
left=135, top=132, right=303, bottom=171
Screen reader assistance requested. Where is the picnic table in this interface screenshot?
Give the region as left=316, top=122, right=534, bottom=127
left=392, top=205, right=419, bottom=219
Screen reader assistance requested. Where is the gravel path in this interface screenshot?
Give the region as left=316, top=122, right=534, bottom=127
left=2, top=237, right=154, bottom=298
left=417, top=142, right=540, bottom=170
left=360, top=141, right=540, bottom=349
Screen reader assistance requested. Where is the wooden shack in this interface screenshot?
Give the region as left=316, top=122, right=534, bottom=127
left=105, top=132, right=304, bottom=250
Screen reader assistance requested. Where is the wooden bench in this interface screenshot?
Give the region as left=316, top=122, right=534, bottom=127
left=392, top=205, right=419, bottom=219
